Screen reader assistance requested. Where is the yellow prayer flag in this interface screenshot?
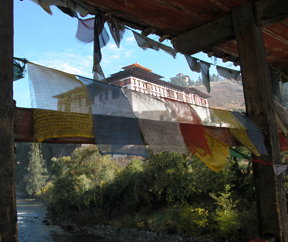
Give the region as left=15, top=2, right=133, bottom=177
left=196, top=133, right=229, bottom=173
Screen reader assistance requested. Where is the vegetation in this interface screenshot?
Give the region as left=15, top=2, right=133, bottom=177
left=14, top=143, right=264, bottom=241
left=170, top=76, right=193, bottom=87
left=16, top=143, right=48, bottom=197
left=170, top=73, right=226, bottom=88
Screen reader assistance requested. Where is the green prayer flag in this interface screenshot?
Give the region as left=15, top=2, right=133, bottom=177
left=230, top=148, right=252, bottom=161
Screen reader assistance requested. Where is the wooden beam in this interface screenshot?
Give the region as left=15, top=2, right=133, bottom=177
left=171, top=14, right=234, bottom=56
left=172, top=0, right=288, bottom=56
left=254, top=0, right=288, bottom=28
left=12, top=107, right=246, bottom=147
left=0, top=0, right=17, bottom=241
left=15, top=107, right=288, bottom=152
left=232, top=2, right=288, bottom=241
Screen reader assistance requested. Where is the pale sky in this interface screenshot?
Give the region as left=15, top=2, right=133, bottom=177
left=13, top=0, right=239, bottom=108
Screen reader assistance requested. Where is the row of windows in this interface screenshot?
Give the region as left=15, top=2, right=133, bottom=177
left=132, top=78, right=167, bottom=93
left=133, top=86, right=208, bottom=106
left=113, top=78, right=208, bottom=107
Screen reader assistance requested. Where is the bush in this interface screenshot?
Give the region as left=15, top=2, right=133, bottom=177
left=166, top=205, right=209, bottom=237
left=47, top=145, right=119, bottom=221
left=210, top=184, right=240, bottom=239
left=46, top=148, right=258, bottom=241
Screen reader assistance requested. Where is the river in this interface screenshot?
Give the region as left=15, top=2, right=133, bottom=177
left=17, top=198, right=109, bottom=242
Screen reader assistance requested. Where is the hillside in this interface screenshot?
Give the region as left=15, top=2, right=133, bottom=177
left=190, top=80, right=246, bottom=111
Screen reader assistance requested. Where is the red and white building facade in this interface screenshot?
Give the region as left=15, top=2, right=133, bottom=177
left=106, top=63, right=210, bottom=107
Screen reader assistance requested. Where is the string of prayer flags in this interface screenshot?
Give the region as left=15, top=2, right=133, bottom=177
left=163, top=98, right=211, bottom=156
left=31, top=0, right=88, bottom=17
left=130, top=29, right=243, bottom=90
left=76, top=18, right=95, bottom=43
left=78, top=76, right=148, bottom=156
left=253, top=159, right=273, bottom=166
left=129, top=29, right=247, bottom=94
left=253, top=157, right=288, bottom=176
left=123, top=89, right=187, bottom=154
left=231, top=112, right=268, bottom=156
left=76, top=16, right=110, bottom=79
left=196, top=133, right=229, bottom=173
left=185, top=55, right=201, bottom=73
left=28, top=62, right=94, bottom=142
left=211, top=108, right=261, bottom=156
left=230, top=148, right=288, bottom=176
left=107, top=17, right=125, bottom=48
left=273, top=164, right=288, bottom=176
left=229, top=148, right=252, bottom=161
left=216, top=66, right=241, bottom=81
left=185, top=56, right=212, bottom=93
left=200, top=61, right=211, bottom=93
left=57, top=6, right=78, bottom=18
left=93, top=15, right=109, bottom=79
left=132, top=31, right=177, bottom=58
left=26, top=61, right=281, bottom=158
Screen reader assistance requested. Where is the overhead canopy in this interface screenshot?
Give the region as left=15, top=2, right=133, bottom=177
left=77, top=0, right=288, bottom=75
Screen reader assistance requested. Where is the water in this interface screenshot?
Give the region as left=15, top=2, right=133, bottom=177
left=17, top=198, right=108, bottom=242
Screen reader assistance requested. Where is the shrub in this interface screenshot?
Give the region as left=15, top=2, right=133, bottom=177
left=210, top=184, right=240, bottom=239
left=166, top=205, right=209, bottom=237
left=47, top=145, right=118, bottom=221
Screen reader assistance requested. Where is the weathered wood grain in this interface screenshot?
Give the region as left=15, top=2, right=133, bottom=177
left=172, top=0, right=288, bottom=56
left=232, top=2, right=288, bottom=241
left=172, top=14, right=234, bottom=55
left=0, top=0, right=17, bottom=241
left=255, top=0, right=288, bottom=28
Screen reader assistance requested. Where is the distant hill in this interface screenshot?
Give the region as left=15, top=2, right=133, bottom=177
left=189, top=80, right=246, bottom=112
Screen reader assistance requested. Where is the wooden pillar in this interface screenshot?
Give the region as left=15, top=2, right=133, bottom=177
left=232, top=2, right=288, bottom=241
left=0, top=1, right=17, bottom=241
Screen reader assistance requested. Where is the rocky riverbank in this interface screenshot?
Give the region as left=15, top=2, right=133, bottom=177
left=59, top=221, right=213, bottom=242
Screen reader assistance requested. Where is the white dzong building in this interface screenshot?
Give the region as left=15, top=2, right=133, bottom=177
left=105, top=63, right=210, bottom=107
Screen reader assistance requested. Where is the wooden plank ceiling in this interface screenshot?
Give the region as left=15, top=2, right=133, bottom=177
left=79, top=0, right=288, bottom=74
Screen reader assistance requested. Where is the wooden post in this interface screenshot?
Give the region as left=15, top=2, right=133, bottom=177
left=232, top=2, right=288, bottom=241
left=0, top=1, right=17, bottom=241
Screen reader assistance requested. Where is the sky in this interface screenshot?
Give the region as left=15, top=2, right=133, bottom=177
left=13, top=0, right=239, bottom=108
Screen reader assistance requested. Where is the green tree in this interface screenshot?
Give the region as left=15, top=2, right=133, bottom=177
left=187, top=78, right=194, bottom=86
left=20, top=144, right=48, bottom=196
left=196, top=75, right=202, bottom=85
left=210, top=73, right=220, bottom=82
left=170, top=77, right=188, bottom=87
left=15, top=142, right=32, bottom=184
